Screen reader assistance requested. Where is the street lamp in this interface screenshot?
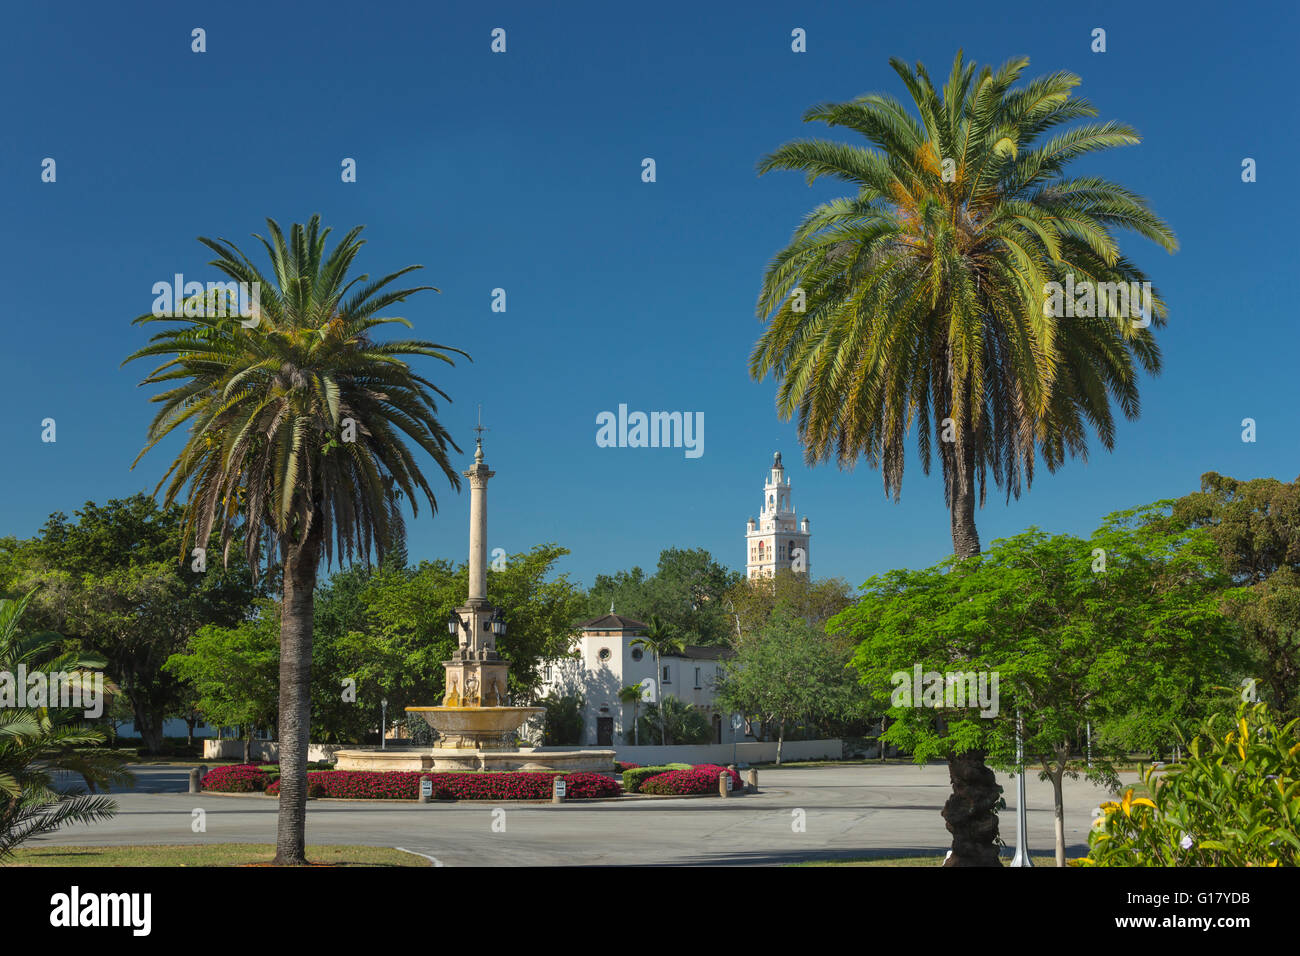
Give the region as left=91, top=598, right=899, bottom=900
left=447, top=610, right=465, bottom=645
left=381, top=698, right=388, bottom=751
left=1009, top=707, right=1034, bottom=867
left=490, top=610, right=507, bottom=638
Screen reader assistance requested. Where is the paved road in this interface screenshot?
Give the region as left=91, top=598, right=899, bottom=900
left=38, top=763, right=1132, bottom=865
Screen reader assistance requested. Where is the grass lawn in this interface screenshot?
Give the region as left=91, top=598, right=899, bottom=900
left=4, top=844, right=430, bottom=867
left=794, top=852, right=1063, bottom=866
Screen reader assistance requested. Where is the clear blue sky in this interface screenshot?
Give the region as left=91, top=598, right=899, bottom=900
left=2, top=0, right=1295, bottom=589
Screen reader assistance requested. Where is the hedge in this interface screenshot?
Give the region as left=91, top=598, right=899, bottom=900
left=261, top=770, right=622, bottom=800
left=639, top=764, right=744, bottom=796
left=621, top=762, right=693, bottom=793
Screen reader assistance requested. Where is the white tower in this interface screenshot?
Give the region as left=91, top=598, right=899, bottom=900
left=745, top=451, right=811, bottom=580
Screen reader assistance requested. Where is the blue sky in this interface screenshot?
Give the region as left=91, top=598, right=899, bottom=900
left=2, top=0, right=1295, bottom=590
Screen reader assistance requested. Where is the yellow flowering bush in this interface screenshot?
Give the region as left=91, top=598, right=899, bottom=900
left=1081, top=700, right=1299, bottom=866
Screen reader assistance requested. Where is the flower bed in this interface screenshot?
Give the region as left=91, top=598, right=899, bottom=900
left=262, top=770, right=622, bottom=800
left=639, top=764, right=743, bottom=796
left=614, top=762, right=641, bottom=772
left=201, top=764, right=273, bottom=793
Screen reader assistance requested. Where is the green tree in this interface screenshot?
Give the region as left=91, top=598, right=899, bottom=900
left=583, top=549, right=742, bottom=645
left=631, top=616, right=684, bottom=743
left=835, top=512, right=1239, bottom=865
left=321, top=545, right=582, bottom=737
left=1172, top=472, right=1300, bottom=718
left=0, top=592, right=132, bottom=860
left=124, top=215, right=467, bottom=865
left=750, top=51, right=1177, bottom=865
left=717, top=609, right=860, bottom=764
left=165, top=601, right=281, bottom=763
left=726, top=571, right=853, bottom=638
left=10, top=495, right=259, bottom=754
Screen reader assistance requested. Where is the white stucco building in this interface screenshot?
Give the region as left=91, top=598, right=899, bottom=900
left=745, top=451, right=811, bottom=580
left=537, top=612, right=746, bottom=747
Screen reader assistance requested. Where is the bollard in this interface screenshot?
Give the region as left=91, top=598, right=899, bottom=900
left=719, top=771, right=731, bottom=798
left=418, top=774, right=432, bottom=804
left=746, top=768, right=758, bottom=793
left=552, top=776, right=567, bottom=804
left=189, top=767, right=204, bottom=794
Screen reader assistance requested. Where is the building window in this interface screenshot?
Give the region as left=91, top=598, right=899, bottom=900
left=544, top=665, right=553, bottom=681
left=598, top=647, right=611, bottom=662
left=631, top=647, right=643, bottom=662
left=662, top=665, right=671, bottom=685
left=694, top=667, right=701, bottom=689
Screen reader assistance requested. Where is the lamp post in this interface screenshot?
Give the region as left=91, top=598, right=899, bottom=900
left=381, top=698, right=388, bottom=751
left=1010, top=707, right=1033, bottom=867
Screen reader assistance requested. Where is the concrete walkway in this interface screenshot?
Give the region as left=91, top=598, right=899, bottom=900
left=37, top=763, right=1132, bottom=865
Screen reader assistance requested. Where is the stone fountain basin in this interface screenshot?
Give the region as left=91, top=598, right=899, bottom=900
left=406, top=705, right=544, bottom=738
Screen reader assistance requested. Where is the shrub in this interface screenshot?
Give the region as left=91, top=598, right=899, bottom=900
left=640, top=764, right=743, bottom=796
left=634, top=697, right=714, bottom=746
left=263, top=770, right=621, bottom=800
left=622, top=765, right=675, bottom=794
left=202, top=764, right=272, bottom=793
left=532, top=693, right=585, bottom=746
left=1082, top=699, right=1300, bottom=867
left=615, top=762, right=641, bottom=772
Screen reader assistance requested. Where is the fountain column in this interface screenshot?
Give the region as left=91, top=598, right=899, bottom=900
left=465, top=440, right=492, bottom=610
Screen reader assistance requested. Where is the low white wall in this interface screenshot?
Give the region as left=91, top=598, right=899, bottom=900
left=613, top=738, right=842, bottom=765
left=202, top=740, right=359, bottom=763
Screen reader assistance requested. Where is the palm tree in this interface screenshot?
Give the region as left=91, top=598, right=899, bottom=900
left=124, top=215, right=467, bottom=865
left=0, top=592, right=132, bottom=860
left=617, top=684, right=643, bottom=745
left=751, top=52, right=1175, bottom=865
left=630, top=615, right=684, bottom=745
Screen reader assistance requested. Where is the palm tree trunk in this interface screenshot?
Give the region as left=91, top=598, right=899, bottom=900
left=656, top=652, right=666, bottom=745
left=941, top=750, right=1002, bottom=866
left=940, top=424, right=999, bottom=864
left=274, top=530, right=321, bottom=866
left=949, top=431, right=981, bottom=560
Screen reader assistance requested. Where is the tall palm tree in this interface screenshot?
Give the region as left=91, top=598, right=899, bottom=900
left=0, top=592, right=131, bottom=860
left=630, top=615, right=685, bottom=745
left=124, top=215, right=467, bottom=865
left=751, top=52, right=1176, bottom=865
left=617, top=684, right=643, bottom=745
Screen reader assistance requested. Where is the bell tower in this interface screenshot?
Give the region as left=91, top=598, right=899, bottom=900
left=745, top=451, right=811, bottom=579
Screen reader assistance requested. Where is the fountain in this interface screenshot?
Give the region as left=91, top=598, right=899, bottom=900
left=334, top=430, right=615, bottom=773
